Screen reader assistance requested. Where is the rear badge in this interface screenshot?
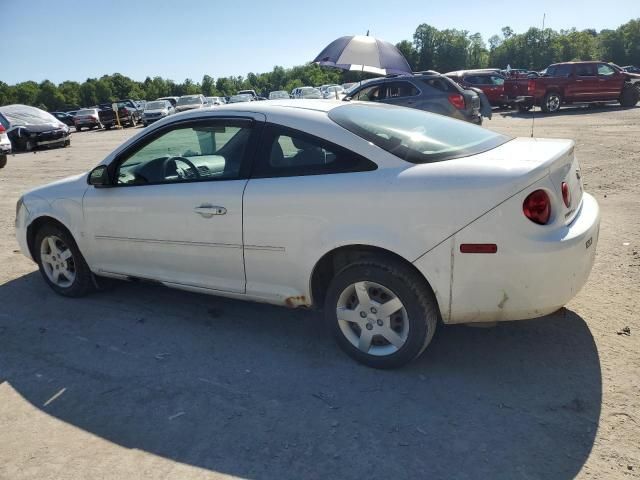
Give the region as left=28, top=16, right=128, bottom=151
left=586, top=237, right=592, bottom=249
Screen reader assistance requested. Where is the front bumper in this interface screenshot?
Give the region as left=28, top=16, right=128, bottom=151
left=444, top=192, right=600, bottom=324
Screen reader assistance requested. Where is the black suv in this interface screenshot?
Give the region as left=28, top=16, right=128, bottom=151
left=344, top=73, right=488, bottom=124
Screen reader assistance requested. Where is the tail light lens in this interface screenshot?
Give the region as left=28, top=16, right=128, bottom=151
left=523, top=189, right=551, bottom=225
left=0, top=124, right=5, bottom=133
left=448, top=93, right=465, bottom=110
left=527, top=79, right=536, bottom=95
left=561, top=182, right=571, bottom=207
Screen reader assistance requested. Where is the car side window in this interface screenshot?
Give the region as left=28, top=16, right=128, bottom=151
left=385, top=81, right=418, bottom=98
left=115, top=121, right=252, bottom=185
left=552, top=65, right=573, bottom=77
left=490, top=75, right=505, bottom=85
left=253, top=125, right=377, bottom=178
left=576, top=64, right=596, bottom=76
left=597, top=64, right=615, bottom=76
left=354, top=85, right=384, bottom=101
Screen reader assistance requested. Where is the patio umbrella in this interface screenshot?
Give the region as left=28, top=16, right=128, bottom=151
left=313, top=34, right=412, bottom=76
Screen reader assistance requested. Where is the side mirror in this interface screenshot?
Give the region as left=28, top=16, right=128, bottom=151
left=88, top=165, right=110, bottom=187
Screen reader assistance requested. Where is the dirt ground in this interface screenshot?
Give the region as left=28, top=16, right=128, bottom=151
left=0, top=106, right=638, bottom=480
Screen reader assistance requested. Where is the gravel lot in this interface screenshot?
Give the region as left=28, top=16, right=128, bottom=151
left=1, top=106, right=638, bottom=480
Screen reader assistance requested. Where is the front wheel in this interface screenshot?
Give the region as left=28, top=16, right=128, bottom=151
left=619, top=83, right=639, bottom=107
left=34, top=224, right=94, bottom=297
left=0, top=155, right=6, bottom=168
left=541, top=92, right=561, bottom=113
left=324, top=258, right=438, bottom=369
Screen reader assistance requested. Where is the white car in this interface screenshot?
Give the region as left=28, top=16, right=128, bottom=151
left=0, top=120, right=11, bottom=168
left=15, top=100, right=600, bottom=368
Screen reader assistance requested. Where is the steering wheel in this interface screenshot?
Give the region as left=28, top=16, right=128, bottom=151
left=162, top=156, right=200, bottom=180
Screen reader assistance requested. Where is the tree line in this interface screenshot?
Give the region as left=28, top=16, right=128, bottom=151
left=1, top=18, right=638, bottom=112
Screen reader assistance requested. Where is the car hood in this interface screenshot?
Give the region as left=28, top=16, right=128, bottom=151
left=23, top=172, right=88, bottom=203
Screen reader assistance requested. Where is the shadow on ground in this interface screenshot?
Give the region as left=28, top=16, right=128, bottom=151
left=499, top=103, right=638, bottom=119
left=0, top=272, right=602, bottom=480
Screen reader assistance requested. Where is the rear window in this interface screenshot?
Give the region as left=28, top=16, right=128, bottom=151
left=418, top=77, right=459, bottom=93
left=77, top=109, right=96, bottom=115
left=329, top=103, right=511, bottom=164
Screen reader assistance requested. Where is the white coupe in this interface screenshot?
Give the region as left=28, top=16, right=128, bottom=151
left=15, top=100, right=600, bottom=368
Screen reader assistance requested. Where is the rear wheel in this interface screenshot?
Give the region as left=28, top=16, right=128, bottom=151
left=34, top=224, right=94, bottom=297
left=619, top=83, right=639, bottom=107
left=0, top=155, right=6, bottom=168
left=541, top=92, right=561, bottom=113
left=76, top=126, right=82, bottom=132
left=324, top=258, right=438, bottom=369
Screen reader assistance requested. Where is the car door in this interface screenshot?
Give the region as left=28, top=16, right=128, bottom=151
left=82, top=115, right=263, bottom=293
left=571, top=63, right=598, bottom=101
left=242, top=124, right=378, bottom=303
left=596, top=63, right=625, bottom=100
left=378, top=81, right=420, bottom=108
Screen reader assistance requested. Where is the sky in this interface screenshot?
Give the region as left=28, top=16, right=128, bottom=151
left=2, top=0, right=638, bottom=85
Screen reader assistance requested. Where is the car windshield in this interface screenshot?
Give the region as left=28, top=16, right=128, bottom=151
left=300, top=88, right=322, bottom=98
left=269, top=91, right=289, bottom=99
left=77, top=109, right=96, bottom=115
left=145, top=101, right=167, bottom=110
left=326, top=86, right=343, bottom=92
left=178, top=96, right=202, bottom=105
left=329, top=103, right=511, bottom=163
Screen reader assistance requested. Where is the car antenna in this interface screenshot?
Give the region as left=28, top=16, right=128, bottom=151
left=531, top=12, right=546, bottom=138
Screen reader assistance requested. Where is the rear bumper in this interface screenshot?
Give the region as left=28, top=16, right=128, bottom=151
left=447, top=192, right=600, bottom=324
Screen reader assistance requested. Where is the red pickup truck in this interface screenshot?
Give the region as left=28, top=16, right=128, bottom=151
left=504, top=61, right=640, bottom=113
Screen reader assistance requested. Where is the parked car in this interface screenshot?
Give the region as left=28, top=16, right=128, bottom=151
left=0, top=104, right=70, bottom=152
left=206, top=96, right=224, bottom=106
left=74, top=108, right=102, bottom=131
left=15, top=100, right=599, bottom=368
left=504, top=61, right=640, bottom=112
left=157, top=96, right=179, bottom=108
left=98, top=102, right=139, bottom=129
left=293, top=87, right=323, bottom=99
left=344, top=73, right=486, bottom=124
left=445, top=70, right=508, bottom=107
left=0, top=122, right=11, bottom=168
left=228, top=94, right=254, bottom=103
left=175, top=94, right=207, bottom=112
left=50, top=111, right=75, bottom=127
left=237, top=89, right=258, bottom=100
left=342, top=82, right=357, bottom=91
left=323, top=85, right=345, bottom=99
left=268, top=90, right=290, bottom=100
left=142, top=100, right=174, bottom=126
left=622, top=65, right=640, bottom=74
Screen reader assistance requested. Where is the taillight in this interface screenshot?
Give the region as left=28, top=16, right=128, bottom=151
left=523, top=190, right=551, bottom=225
left=0, top=124, right=5, bottom=133
left=561, top=182, right=571, bottom=207
left=527, top=79, right=536, bottom=95
left=448, top=93, right=465, bottom=110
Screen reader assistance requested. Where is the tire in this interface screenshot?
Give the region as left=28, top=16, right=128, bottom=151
left=518, top=103, right=532, bottom=112
left=541, top=92, right=561, bottom=113
left=619, top=83, right=639, bottom=107
left=324, top=257, right=438, bottom=369
left=76, top=126, right=82, bottom=132
left=24, top=139, right=35, bottom=151
left=0, top=155, right=6, bottom=169
left=34, top=223, right=94, bottom=297
left=105, top=124, right=112, bottom=130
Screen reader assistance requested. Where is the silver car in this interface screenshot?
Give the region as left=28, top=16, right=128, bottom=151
left=142, top=100, right=175, bottom=126
left=175, top=94, right=206, bottom=113
left=294, top=87, right=323, bottom=99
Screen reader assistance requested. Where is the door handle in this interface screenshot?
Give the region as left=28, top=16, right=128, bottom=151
left=194, top=204, right=226, bottom=218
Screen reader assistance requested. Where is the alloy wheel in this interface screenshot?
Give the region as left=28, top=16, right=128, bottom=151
left=40, top=235, right=76, bottom=288
left=336, top=281, right=409, bottom=356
